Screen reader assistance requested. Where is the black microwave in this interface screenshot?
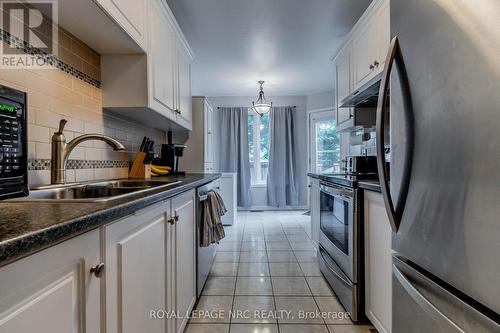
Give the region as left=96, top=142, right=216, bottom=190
left=0, top=85, right=28, bottom=199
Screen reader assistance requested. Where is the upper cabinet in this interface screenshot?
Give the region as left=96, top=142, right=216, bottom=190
left=101, top=0, right=194, bottom=131
left=97, top=0, right=147, bottom=51
left=182, top=97, right=214, bottom=172
left=176, top=44, right=193, bottom=129
left=333, top=0, right=389, bottom=133
left=335, top=43, right=353, bottom=130
left=353, top=18, right=379, bottom=87
left=149, top=0, right=177, bottom=115
left=353, top=0, right=390, bottom=88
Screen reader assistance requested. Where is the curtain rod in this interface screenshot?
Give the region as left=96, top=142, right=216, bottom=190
left=217, top=106, right=297, bottom=109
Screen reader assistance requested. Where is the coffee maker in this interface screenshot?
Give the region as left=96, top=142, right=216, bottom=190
left=157, top=131, right=186, bottom=175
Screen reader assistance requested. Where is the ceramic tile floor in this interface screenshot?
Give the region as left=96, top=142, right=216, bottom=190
left=186, top=211, right=376, bottom=333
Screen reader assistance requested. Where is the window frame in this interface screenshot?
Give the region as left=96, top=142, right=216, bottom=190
left=308, top=109, right=341, bottom=175
left=248, top=110, right=269, bottom=187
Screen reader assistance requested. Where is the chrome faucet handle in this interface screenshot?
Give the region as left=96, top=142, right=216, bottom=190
left=57, top=119, right=68, bottom=134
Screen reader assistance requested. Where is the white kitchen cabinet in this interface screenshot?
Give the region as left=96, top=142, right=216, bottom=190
left=0, top=188, right=200, bottom=333
left=104, top=191, right=197, bottom=333
left=335, top=43, right=354, bottom=131
left=364, top=190, right=392, bottom=333
left=376, top=1, right=390, bottom=69
left=353, top=0, right=390, bottom=89
left=169, top=190, right=196, bottom=333
left=0, top=230, right=101, bottom=332
left=101, top=0, right=194, bottom=131
left=175, top=45, right=193, bottom=130
left=97, top=0, right=147, bottom=50
left=219, top=173, right=237, bottom=225
left=150, top=0, right=177, bottom=118
left=309, top=177, right=320, bottom=248
left=183, top=97, right=215, bottom=173
left=104, top=201, right=168, bottom=333
left=353, top=18, right=378, bottom=87
left=204, top=99, right=214, bottom=167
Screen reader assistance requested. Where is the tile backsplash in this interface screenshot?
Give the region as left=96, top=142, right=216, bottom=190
left=0, top=28, right=166, bottom=186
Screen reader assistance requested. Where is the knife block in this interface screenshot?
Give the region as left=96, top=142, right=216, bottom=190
left=129, top=152, right=151, bottom=179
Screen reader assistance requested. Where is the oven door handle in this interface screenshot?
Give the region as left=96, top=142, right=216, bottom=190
left=319, top=248, right=352, bottom=287
left=320, top=185, right=353, bottom=198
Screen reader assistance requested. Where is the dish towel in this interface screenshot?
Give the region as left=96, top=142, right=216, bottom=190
left=201, top=191, right=227, bottom=247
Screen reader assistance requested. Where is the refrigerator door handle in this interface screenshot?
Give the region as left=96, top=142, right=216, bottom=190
left=376, top=36, right=414, bottom=232
left=393, top=264, right=466, bottom=332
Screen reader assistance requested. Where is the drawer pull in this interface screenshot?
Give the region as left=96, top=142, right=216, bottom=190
left=90, top=263, right=105, bottom=278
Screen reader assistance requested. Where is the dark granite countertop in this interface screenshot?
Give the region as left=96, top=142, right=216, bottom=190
left=0, top=173, right=221, bottom=267
left=358, top=180, right=382, bottom=193
left=308, top=172, right=379, bottom=188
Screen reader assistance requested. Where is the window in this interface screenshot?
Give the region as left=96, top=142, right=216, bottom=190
left=310, top=114, right=340, bottom=174
left=248, top=111, right=270, bottom=185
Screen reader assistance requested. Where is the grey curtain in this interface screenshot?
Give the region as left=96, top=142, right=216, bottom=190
left=219, top=107, right=252, bottom=207
left=267, top=106, right=299, bottom=207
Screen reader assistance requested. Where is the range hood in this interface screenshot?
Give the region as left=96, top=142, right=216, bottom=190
left=340, top=73, right=383, bottom=108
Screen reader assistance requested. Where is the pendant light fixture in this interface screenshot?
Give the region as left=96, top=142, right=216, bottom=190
left=251, top=80, right=272, bottom=117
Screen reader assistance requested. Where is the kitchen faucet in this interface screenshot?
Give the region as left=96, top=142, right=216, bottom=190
left=51, top=119, right=126, bottom=184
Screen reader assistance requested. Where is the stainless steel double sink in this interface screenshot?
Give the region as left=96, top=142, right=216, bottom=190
left=13, top=179, right=182, bottom=203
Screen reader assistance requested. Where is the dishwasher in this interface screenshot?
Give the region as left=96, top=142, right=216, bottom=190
left=196, top=179, right=220, bottom=297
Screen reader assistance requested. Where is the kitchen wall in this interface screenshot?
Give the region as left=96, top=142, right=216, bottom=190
left=208, top=95, right=308, bottom=210
left=0, top=28, right=165, bottom=186
left=306, top=90, right=335, bottom=111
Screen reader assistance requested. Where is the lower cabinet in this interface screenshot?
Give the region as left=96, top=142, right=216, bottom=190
left=170, top=190, right=196, bottom=333
left=105, top=190, right=197, bottom=333
left=364, top=190, right=392, bottom=333
left=219, top=173, right=237, bottom=226
left=104, top=201, right=168, bottom=333
left=0, top=189, right=198, bottom=333
left=0, top=230, right=101, bottom=332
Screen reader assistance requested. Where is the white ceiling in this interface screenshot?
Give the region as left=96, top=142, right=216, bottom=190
left=166, top=0, right=372, bottom=97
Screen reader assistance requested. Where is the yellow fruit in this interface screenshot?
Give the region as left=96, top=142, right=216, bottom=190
left=151, top=166, right=170, bottom=175
left=151, top=172, right=159, bottom=177
left=152, top=165, right=171, bottom=170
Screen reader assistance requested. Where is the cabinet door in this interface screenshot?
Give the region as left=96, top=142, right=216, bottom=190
left=353, top=18, right=378, bottom=88
left=204, top=101, right=214, bottom=164
left=364, top=190, right=392, bottom=333
left=150, top=0, right=176, bottom=117
left=335, top=46, right=353, bottom=127
left=0, top=230, right=101, bottom=332
left=105, top=203, right=169, bottom=333
left=171, top=190, right=196, bottom=333
left=98, top=0, right=147, bottom=50
left=376, top=1, right=390, bottom=69
left=176, top=46, right=192, bottom=129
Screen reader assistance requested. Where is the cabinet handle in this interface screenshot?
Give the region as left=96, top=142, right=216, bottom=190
left=374, top=60, right=380, bottom=67
left=174, top=214, right=179, bottom=222
left=175, top=109, right=181, bottom=114
left=90, top=263, right=105, bottom=278
left=369, top=64, right=375, bottom=70
left=168, top=217, right=175, bottom=225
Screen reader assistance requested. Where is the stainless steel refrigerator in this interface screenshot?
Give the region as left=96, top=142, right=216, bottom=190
left=375, top=0, right=500, bottom=332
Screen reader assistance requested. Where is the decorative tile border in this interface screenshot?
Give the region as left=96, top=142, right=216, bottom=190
left=28, top=159, right=131, bottom=171
left=0, top=29, right=101, bottom=88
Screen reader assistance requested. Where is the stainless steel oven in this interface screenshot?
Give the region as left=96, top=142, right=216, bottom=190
left=318, top=180, right=363, bottom=321
left=319, top=182, right=355, bottom=281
